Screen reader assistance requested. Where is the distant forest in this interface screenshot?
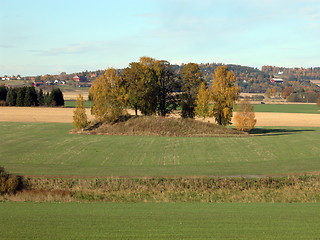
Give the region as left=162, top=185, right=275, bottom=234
left=23, top=62, right=320, bottom=94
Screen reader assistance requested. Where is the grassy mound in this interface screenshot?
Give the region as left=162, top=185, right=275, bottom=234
left=77, top=115, right=246, bottom=137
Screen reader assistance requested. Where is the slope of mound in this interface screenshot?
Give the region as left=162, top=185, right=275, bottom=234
left=77, top=116, right=246, bottom=137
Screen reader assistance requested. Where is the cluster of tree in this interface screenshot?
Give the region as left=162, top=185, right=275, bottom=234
left=88, top=57, right=240, bottom=126
left=264, top=85, right=320, bottom=103
left=197, top=63, right=320, bottom=94
left=89, top=57, right=181, bottom=122
left=194, top=66, right=240, bottom=125
left=0, top=85, right=64, bottom=107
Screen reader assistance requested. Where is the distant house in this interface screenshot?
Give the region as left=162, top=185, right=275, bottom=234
left=32, top=82, right=44, bottom=87
left=270, top=78, right=283, bottom=83
left=73, top=75, right=80, bottom=82
left=54, top=79, right=60, bottom=84
left=73, top=75, right=87, bottom=82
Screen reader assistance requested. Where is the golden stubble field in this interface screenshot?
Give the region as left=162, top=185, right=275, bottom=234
left=0, top=107, right=320, bottom=127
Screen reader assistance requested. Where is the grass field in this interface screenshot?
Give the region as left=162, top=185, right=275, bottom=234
left=64, top=100, right=92, bottom=108
left=1, top=122, right=320, bottom=177
left=252, top=104, right=320, bottom=114
left=0, top=202, right=319, bottom=239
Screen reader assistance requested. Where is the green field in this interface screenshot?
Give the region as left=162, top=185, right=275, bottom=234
left=64, top=100, right=92, bottom=108
left=1, top=122, right=319, bottom=176
left=252, top=104, right=320, bottom=114
left=0, top=202, right=319, bottom=239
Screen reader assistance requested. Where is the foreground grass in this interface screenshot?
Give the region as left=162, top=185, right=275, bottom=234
left=1, top=122, right=320, bottom=176
left=0, top=202, right=319, bottom=239
left=252, top=104, right=320, bottom=114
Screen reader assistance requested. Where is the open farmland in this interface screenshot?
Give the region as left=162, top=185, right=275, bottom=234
left=1, top=106, right=320, bottom=126
left=1, top=122, right=320, bottom=177
left=0, top=202, right=320, bottom=239
left=252, top=104, right=320, bottom=114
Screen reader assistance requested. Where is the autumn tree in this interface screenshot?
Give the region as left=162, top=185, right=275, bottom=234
left=180, top=63, right=204, bottom=118
left=234, top=97, right=256, bottom=131
left=281, top=86, right=294, bottom=99
left=89, top=68, right=127, bottom=122
left=211, top=66, right=239, bottom=126
left=122, top=59, right=157, bottom=116
left=195, top=81, right=211, bottom=119
left=73, top=94, right=88, bottom=131
left=264, top=88, right=272, bottom=98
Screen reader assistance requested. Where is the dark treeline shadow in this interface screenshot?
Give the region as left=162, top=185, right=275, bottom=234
left=248, top=128, right=315, bottom=136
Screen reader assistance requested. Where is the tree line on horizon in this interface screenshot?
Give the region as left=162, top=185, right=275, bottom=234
left=0, top=85, right=64, bottom=107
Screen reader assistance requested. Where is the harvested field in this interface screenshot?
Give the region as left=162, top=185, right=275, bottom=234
left=1, top=107, right=320, bottom=126
left=0, top=107, right=94, bottom=123
left=62, top=90, right=89, bottom=100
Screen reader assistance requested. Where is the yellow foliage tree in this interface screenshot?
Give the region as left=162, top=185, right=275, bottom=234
left=89, top=68, right=127, bottom=122
left=73, top=94, right=88, bottom=130
left=211, top=66, right=239, bottom=125
left=234, top=97, right=256, bottom=131
left=195, top=82, right=212, bottom=119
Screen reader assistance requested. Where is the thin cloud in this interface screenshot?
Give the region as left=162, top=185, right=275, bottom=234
left=33, top=42, right=94, bottom=56
left=0, top=44, right=16, bottom=48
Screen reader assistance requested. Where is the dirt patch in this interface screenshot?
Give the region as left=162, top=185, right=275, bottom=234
left=1, top=107, right=320, bottom=127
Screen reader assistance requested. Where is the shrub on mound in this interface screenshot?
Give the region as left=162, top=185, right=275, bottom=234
left=0, top=166, right=23, bottom=195
left=78, top=115, right=246, bottom=137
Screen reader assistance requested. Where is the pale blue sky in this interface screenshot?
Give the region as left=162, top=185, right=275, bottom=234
left=0, top=0, right=319, bottom=76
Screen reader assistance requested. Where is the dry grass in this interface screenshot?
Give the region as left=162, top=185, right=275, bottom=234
left=75, top=115, right=246, bottom=137
left=2, top=176, right=320, bottom=203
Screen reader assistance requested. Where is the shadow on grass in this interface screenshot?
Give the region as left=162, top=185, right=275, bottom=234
left=248, top=128, right=315, bottom=136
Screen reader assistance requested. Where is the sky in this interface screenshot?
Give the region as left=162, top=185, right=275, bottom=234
left=0, top=0, right=319, bottom=76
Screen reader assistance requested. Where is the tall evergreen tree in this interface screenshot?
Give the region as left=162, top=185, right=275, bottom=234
left=6, top=88, right=17, bottom=106
left=38, top=89, right=45, bottom=106
left=50, top=88, right=64, bottom=106
left=24, top=87, right=33, bottom=106
left=16, top=87, right=27, bottom=106
left=0, top=85, right=7, bottom=101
